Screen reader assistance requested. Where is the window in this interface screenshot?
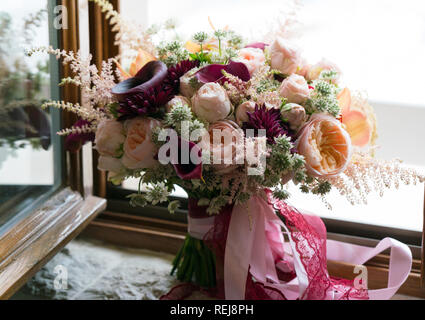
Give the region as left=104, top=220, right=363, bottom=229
left=111, top=0, right=425, bottom=244
left=0, top=1, right=63, bottom=233
left=0, top=0, right=106, bottom=299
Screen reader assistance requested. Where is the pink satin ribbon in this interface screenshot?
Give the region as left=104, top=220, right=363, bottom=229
left=188, top=195, right=412, bottom=300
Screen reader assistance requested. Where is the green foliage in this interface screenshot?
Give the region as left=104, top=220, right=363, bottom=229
left=305, top=79, right=341, bottom=117
left=189, top=51, right=212, bottom=64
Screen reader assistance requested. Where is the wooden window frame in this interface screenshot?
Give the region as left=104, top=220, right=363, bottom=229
left=0, top=0, right=106, bottom=300
left=75, top=0, right=425, bottom=299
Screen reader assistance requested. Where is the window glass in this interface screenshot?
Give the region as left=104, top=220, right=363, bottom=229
left=119, top=0, right=425, bottom=232
left=0, top=1, right=62, bottom=230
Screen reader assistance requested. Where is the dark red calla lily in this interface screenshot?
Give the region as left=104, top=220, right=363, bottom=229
left=245, top=42, right=269, bottom=50
left=195, top=60, right=251, bottom=84
left=111, top=61, right=168, bottom=101
left=169, top=137, right=203, bottom=180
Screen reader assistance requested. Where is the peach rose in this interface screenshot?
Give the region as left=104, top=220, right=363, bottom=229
left=236, top=47, right=266, bottom=75
left=297, top=113, right=352, bottom=178
left=199, top=120, right=244, bottom=175
left=279, top=74, right=310, bottom=105
left=235, top=101, right=256, bottom=126
left=121, top=117, right=161, bottom=170
left=95, top=119, right=125, bottom=157
left=270, top=38, right=302, bottom=75
left=306, top=58, right=341, bottom=84
left=166, top=95, right=191, bottom=113
left=191, top=82, right=232, bottom=123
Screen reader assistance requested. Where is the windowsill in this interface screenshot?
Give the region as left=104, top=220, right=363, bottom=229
left=0, top=188, right=106, bottom=300
left=12, top=237, right=423, bottom=300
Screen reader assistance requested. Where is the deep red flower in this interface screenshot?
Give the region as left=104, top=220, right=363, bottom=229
left=195, top=60, right=251, bottom=84
left=117, top=85, right=174, bottom=120
left=244, top=104, right=291, bottom=144
left=112, top=61, right=168, bottom=101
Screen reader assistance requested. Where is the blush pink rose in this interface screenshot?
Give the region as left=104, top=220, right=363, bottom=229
left=236, top=47, right=266, bottom=75
left=306, top=58, right=341, bottom=84
left=270, top=38, right=302, bottom=75
left=95, top=119, right=125, bottom=157
left=297, top=113, right=352, bottom=178
left=235, top=101, right=256, bottom=125
left=296, top=58, right=310, bottom=78
left=191, top=82, right=232, bottom=123
left=122, top=117, right=161, bottom=170
left=199, top=120, right=244, bottom=175
left=279, top=74, right=310, bottom=105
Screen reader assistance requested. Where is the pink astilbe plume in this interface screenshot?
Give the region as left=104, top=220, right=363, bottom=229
left=327, top=152, right=425, bottom=206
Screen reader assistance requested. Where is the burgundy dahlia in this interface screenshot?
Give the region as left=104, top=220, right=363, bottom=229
left=244, top=104, right=291, bottom=144
left=163, top=59, right=200, bottom=94
left=117, top=85, right=174, bottom=120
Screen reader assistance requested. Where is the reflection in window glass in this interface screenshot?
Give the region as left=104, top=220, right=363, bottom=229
left=0, top=1, right=60, bottom=228
left=119, top=0, right=425, bottom=231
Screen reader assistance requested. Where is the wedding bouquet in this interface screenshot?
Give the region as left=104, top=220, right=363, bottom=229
left=29, top=0, right=424, bottom=300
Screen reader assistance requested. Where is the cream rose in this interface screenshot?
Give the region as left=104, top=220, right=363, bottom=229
left=98, top=156, right=124, bottom=173
left=279, top=74, right=310, bottom=105
left=199, top=120, right=244, bottom=175
left=180, top=68, right=200, bottom=98
left=281, top=103, right=307, bottom=131
left=235, top=101, right=256, bottom=125
left=166, top=95, right=191, bottom=113
left=236, top=47, right=266, bottom=75
left=191, top=83, right=232, bottom=123
left=95, top=119, right=125, bottom=157
left=297, top=113, right=352, bottom=178
left=122, top=117, right=161, bottom=170
left=306, top=58, right=341, bottom=84
left=270, top=38, right=302, bottom=75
